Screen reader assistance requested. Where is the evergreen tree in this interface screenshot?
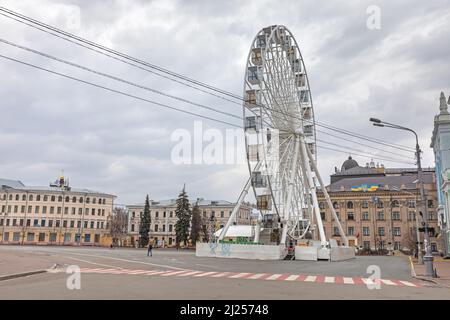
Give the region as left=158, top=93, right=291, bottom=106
left=190, top=202, right=202, bottom=244
left=175, top=185, right=191, bottom=246
left=139, top=195, right=151, bottom=248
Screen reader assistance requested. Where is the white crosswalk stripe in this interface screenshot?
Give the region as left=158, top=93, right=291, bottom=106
left=285, top=275, right=300, bottom=281
left=304, top=275, right=317, bottom=282
left=229, top=273, right=251, bottom=279
left=343, top=277, right=354, bottom=284
left=380, top=279, right=397, bottom=286
left=324, top=276, right=335, bottom=283
left=248, top=273, right=267, bottom=280
left=266, top=274, right=282, bottom=280
left=193, top=271, right=218, bottom=277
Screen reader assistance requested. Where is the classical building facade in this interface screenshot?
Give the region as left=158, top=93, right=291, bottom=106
left=0, top=176, right=116, bottom=246
left=126, top=199, right=253, bottom=247
left=317, top=158, right=440, bottom=254
left=431, top=92, right=450, bottom=257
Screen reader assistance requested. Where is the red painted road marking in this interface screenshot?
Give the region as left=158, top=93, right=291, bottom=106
left=76, top=268, right=423, bottom=288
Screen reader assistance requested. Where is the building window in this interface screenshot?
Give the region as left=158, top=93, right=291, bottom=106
left=333, top=202, right=339, bottom=209
left=155, top=211, right=159, bottom=218
left=78, top=208, right=83, bottom=215
left=50, top=206, right=54, bottom=214
left=347, top=213, right=355, bottom=221
left=362, top=201, right=369, bottom=208
left=427, top=200, right=433, bottom=208
left=65, top=196, right=70, bottom=202
left=391, top=200, right=399, bottom=208
left=377, top=202, right=384, bottom=209
left=13, top=232, right=20, bottom=241
left=70, top=221, right=74, bottom=228
left=394, top=241, right=401, bottom=250
left=408, top=200, right=416, bottom=208
left=333, top=227, right=341, bottom=236
left=48, top=220, right=53, bottom=227
left=394, top=227, right=401, bottom=236
left=431, top=243, right=438, bottom=252
left=363, top=227, right=370, bottom=236
left=49, top=233, right=57, bottom=242
left=220, top=211, right=224, bottom=218
left=22, top=194, right=26, bottom=201
left=51, top=195, right=55, bottom=202
left=347, top=201, right=354, bottom=209
left=131, top=225, right=135, bottom=232
left=63, top=220, right=67, bottom=228
left=41, top=219, right=45, bottom=227
left=379, top=241, right=385, bottom=250
left=85, top=234, right=91, bottom=243
left=169, top=224, right=173, bottom=232
left=377, top=212, right=385, bottom=220
left=320, top=212, right=326, bottom=221
left=27, top=233, right=35, bottom=242
left=362, top=212, right=369, bottom=220
left=58, top=196, right=63, bottom=202
left=79, top=197, right=83, bottom=203
left=72, top=197, right=76, bottom=203
left=378, top=227, right=385, bottom=236
left=43, top=195, right=48, bottom=201
left=38, top=233, right=45, bottom=242
left=42, top=206, right=47, bottom=214
left=348, top=227, right=355, bottom=236
left=90, top=221, right=94, bottom=229
left=333, top=227, right=340, bottom=236
left=162, top=225, right=166, bottom=232
left=84, top=221, right=88, bottom=228
left=35, top=206, right=40, bottom=214
left=319, top=202, right=326, bottom=209
left=392, top=212, right=400, bottom=220
left=86, top=197, right=90, bottom=204
left=155, top=225, right=158, bottom=232
left=56, top=220, right=60, bottom=227
left=71, top=208, right=76, bottom=215
left=408, top=211, right=416, bottom=221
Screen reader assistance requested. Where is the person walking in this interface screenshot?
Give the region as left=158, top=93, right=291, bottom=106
left=147, top=242, right=153, bottom=257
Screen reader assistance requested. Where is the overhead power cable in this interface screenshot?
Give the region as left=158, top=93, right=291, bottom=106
left=0, top=7, right=416, bottom=153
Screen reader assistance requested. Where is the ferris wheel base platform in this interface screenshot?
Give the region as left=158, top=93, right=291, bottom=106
left=295, top=246, right=355, bottom=261
left=196, top=242, right=287, bottom=260
left=195, top=242, right=355, bottom=261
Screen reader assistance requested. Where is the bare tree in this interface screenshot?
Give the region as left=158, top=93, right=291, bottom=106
left=110, top=207, right=129, bottom=247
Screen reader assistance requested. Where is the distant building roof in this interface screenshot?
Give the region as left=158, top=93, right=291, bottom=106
left=328, top=171, right=434, bottom=193
left=0, top=177, right=115, bottom=197
left=127, top=199, right=240, bottom=208
left=341, top=156, right=359, bottom=171
left=0, top=178, right=25, bottom=189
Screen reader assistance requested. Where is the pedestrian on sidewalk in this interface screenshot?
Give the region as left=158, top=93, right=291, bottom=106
left=147, top=242, right=153, bottom=257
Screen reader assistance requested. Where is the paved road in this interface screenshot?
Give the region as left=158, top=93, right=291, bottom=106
left=0, top=245, right=448, bottom=299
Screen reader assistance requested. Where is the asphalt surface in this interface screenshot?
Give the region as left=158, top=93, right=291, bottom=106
left=0, top=245, right=448, bottom=299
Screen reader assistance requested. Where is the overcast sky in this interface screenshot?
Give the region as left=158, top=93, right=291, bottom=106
left=0, top=0, right=449, bottom=205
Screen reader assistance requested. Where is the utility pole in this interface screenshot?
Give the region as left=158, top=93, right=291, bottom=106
left=370, top=118, right=435, bottom=277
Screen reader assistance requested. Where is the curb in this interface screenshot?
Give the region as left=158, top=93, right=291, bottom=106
left=0, top=269, right=47, bottom=282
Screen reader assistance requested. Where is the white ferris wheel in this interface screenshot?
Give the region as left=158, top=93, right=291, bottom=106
left=219, top=25, right=347, bottom=248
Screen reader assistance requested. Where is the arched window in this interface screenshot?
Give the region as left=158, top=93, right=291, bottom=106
left=28, top=194, right=33, bottom=201
left=72, top=196, right=77, bottom=203
left=15, top=194, right=19, bottom=201
left=36, top=195, right=40, bottom=201
left=79, top=197, right=84, bottom=203
left=22, top=194, right=26, bottom=201
left=333, top=202, right=339, bottom=209
left=391, top=200, right=399, bottom=208
left=51, top=195, right=55, bottom=202
left=103, top=199, right=106, bottom=205
left=65, top=196, right=70, bottom=203
left=43, top=195, right=48, bottom=201
left=86, top=197, right=90, bottom=204
left=58, top=196, right=63, bottom=202
left=347, top=201, right=354, bottom=209
left=9, top=194, right=13, bottom=200
left=93, top=198, right=96, bottom=204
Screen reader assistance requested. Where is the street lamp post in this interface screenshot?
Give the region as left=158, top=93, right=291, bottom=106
left=370, top=118, right=435, bottom=278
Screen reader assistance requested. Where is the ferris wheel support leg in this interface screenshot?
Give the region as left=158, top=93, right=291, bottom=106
left=280, top=135, right=301, bottom=246
left=300, top=137, right=327, bottom=247
left=218, top=162, right=260, bottom=242
left=305, top=146, right=349, bottom=247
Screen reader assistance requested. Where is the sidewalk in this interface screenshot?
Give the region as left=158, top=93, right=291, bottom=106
left=412, top=257, right=450, bottom=287
left=0, top=246, right=58, bottom=277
